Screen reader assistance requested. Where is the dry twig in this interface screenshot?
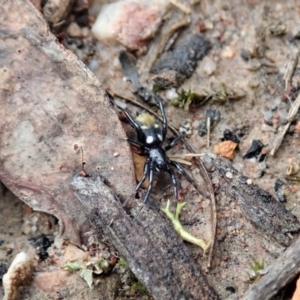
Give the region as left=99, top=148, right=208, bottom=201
left=283, top=51, right=299, bottom=90
left=270, top=92, right=300, bottom=156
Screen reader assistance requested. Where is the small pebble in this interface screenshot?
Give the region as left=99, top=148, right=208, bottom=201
left=246, top=179, right=252, bottom=185
left=240, top=49, right=251, bottom=61
left=64, top=244, right=88, bottom=263
left=223, top=129, right=240, bottom=144
left=263, top=111, right=273, bottom=123
left=31, top=225, right=38, bottom=233
left=214, top=141, right=237, bottom=160
left=113, top=152, right=120, bottom=157
left=192, top=120, right=200, bottom=129
left=81, top=27, right=90, bottom=37
left=112, top=56, right=121, bottom=69
left=67, top=22, right=83, bottom=38
left=88, top=59, right=99, bottom=72
left=261, top=123, right=275, bottom=132
left=243, top=140, right=264, bottom=159
left=201, top=56, right=216, bottom=76
left=179, top=122, right=192, bottom=136
left=111, top=167, right=115, bottom=171
left=225, top=171, right=233, bottom=179
left=166, top=88, right=178, bottom=100
left=221, top=46, right=236, bottom=58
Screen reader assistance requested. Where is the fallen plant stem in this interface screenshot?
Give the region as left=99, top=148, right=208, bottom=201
left=167, top=156, right=192, bottom=166
left=283, top=51, right=299, bottom=90
left=270, top=92, right=300, bottom=156
left=207, top=116, right=211, bottom=148
left=169, top=0, right=192, bottom=14
left=161, top=200, right=209, bottom=252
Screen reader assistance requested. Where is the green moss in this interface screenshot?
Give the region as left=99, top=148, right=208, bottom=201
left=247, top=257, right=265, bottom=282
left=116, top=257, right=127, bottom=268
left=131, top=282, right=148, bottom=295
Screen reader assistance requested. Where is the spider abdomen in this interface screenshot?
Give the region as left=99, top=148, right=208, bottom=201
left=136, top=113, right=163, bottom=146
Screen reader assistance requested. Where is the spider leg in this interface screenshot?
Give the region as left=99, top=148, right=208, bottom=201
left=125, top=138, right=144, bottom=148
left=170, top=160, right=194, bottom=184
left=123, top=110, right=140, bottom=130
left=135, top=158, right=150, bottom=191
left=123, top=110, right=144, bottom=141
left=125, top=138, right=147, bottom=155
left=143, top=161, right=155, bottom=203
left=166, top=165, right=179, bottom=199
left=164, top=135, right=184, bottom=151
left=158, top=99, right=168, bottom=141
left=122, top=158, right=151, bottom=207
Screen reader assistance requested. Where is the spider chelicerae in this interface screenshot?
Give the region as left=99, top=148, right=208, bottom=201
left=123, top=100, right=194, bottom=204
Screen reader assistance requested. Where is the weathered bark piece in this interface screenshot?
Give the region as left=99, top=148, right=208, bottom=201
left=71, top=175, right=219, bottom=300
left=150, top=34, right=211, bottom=88
left=0, top=0, right=135, bottom=245
left=212, top=159, right=300, bottom=246
left=242, top=237, right=300, bottom=300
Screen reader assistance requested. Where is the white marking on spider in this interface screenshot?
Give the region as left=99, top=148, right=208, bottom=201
left=158, top=134, right=163, bottom=141
left=146, top=136, right=154, bottom=144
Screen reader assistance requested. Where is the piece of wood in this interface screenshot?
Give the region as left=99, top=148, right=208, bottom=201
left=71, top=175, right=219, bottom=300
left=213, top=159, right=300, bottom=246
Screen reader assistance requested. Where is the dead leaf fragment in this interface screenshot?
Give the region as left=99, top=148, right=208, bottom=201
left=214, top=141, right=238, bottom=160
left=63, top=243, right=88, bottom=263
left=132, top=153, right=148, bottom=189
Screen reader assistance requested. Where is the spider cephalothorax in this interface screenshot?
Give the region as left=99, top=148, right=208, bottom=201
left=124, top=100, right=194, bottom=203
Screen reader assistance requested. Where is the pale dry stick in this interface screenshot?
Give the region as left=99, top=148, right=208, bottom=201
left=283, top=51, right=299, bottom=90
left=270, top=92, right=300, bottom=156
left=171, top=153, right=206, bottom=158
left=168, top=153, right=206, bottom=164
left=207, top=116, right=211, bottom=148
left=168, top=153, right=205, bottom=166
left=113, top=91, right=217, bottom=269
left=169, top=0, right=192, bottom=14
left=167, top=157, right=192, bottom=166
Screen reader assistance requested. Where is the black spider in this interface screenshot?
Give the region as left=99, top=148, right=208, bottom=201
left=123, top=100, right=194, bottom=204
